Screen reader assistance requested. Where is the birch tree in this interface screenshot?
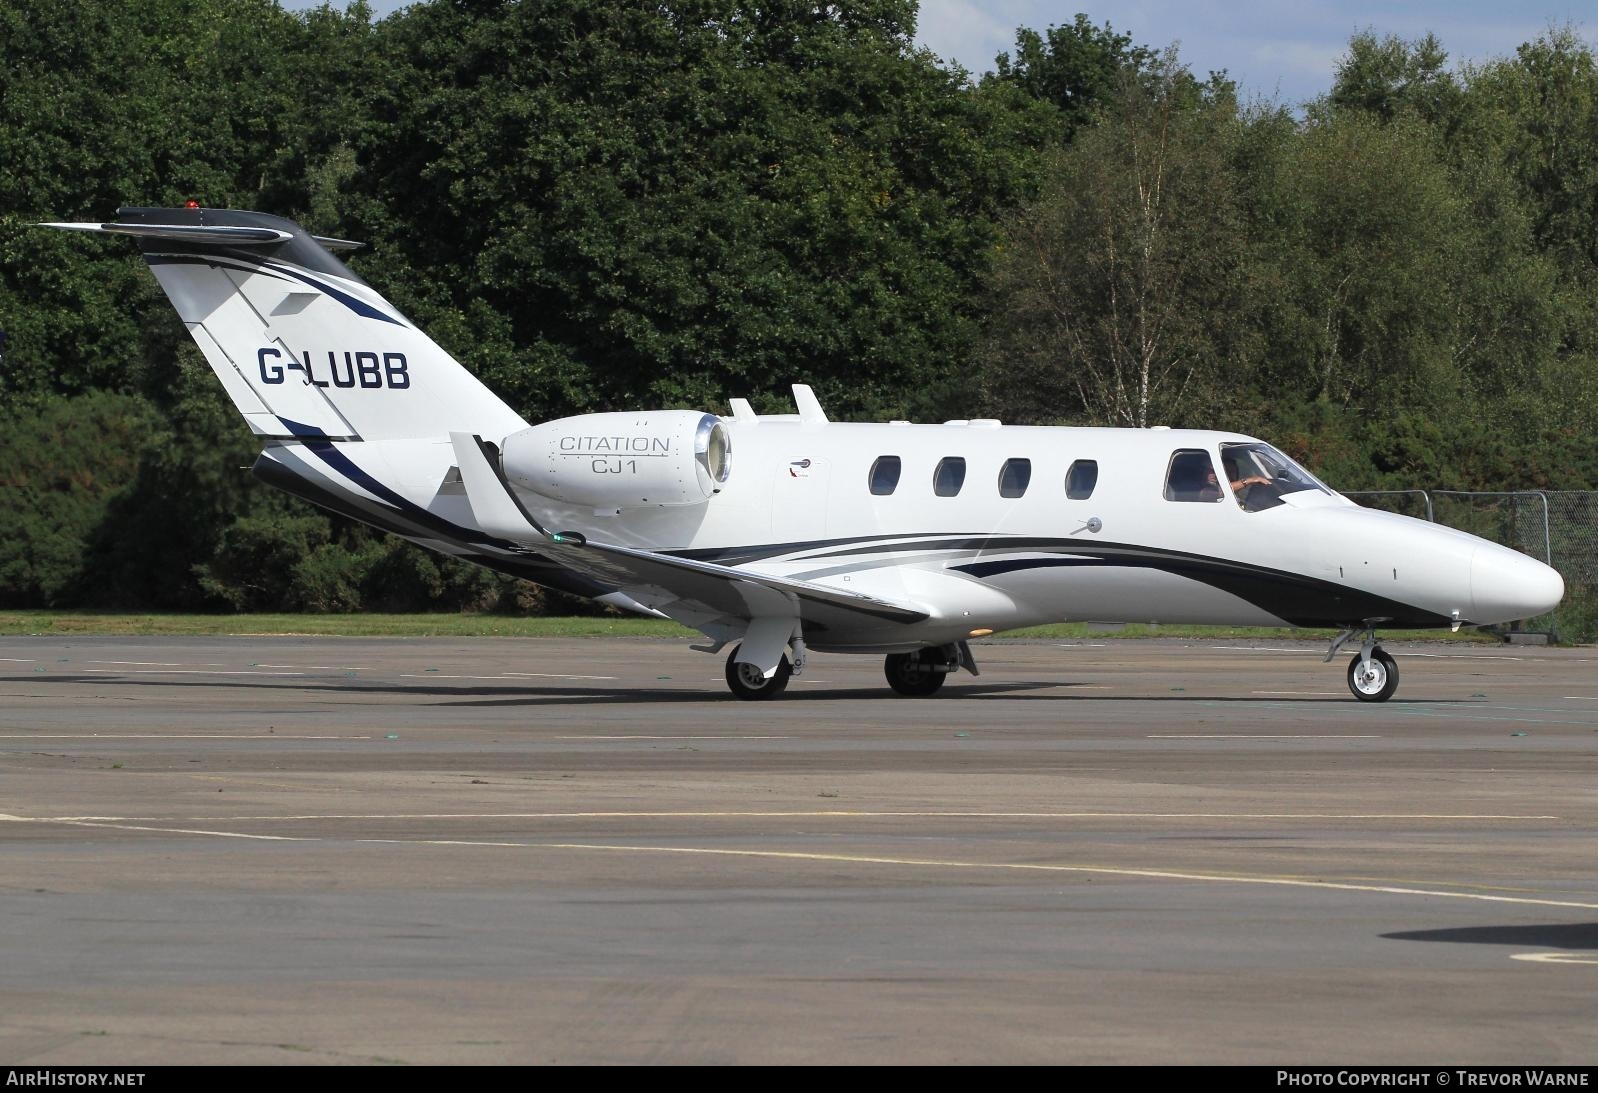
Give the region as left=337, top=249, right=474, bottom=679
left=980, top=55, right=1249, bottom=427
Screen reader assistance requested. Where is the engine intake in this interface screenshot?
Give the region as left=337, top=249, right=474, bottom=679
left=500, top=410, right=731, bottom=508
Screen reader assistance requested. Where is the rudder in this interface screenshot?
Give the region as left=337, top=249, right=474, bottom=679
left=45, top=207, right=526, bottom=443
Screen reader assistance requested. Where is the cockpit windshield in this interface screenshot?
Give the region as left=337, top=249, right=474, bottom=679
left=1219, top=442, right=1332, bottom=512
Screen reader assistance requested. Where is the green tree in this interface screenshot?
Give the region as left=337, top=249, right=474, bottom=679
left=0, top=0, right=387, bottom=611
left=987, top=15, right=1157, bottom=140
left=1457, top=29, right=1598, bottom=278
left=1318, top=28, right=1593, bottom=441
left=0, top=391, right=159, bottom=606
left=1257, top=106, right=1570, bottom=442
left=980, top=53, right=1251, bottom=427
left=342, top=0, right=1050, bottom=424
left=1251, top=113, right=1472, bottom=413
left=1326, top=30, right=1463, bottom=128
left=0, top=0, right=373, bottom=401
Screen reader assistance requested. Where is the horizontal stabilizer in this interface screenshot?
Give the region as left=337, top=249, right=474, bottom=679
left=41, top=221, right=292, bottom=245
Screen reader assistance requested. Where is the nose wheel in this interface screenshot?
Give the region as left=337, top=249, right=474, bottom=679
left=1326, top=622, right=1401, bottom=702
left=1346, top=647, right=1399, bottom=702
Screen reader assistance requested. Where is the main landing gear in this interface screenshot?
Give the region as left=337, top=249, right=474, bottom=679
left=1325, top=623, right=1400, bottom=703
left=724, top=646, right=793, bottom=700
left=884, top=643, right=973, bottom=697
left=720, top=640, right=977, bottom=699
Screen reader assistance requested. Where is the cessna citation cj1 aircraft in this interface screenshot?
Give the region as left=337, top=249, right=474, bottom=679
left=46, top=207, right=1566, bottom=702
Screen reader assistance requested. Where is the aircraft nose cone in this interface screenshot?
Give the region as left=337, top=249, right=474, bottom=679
left=1470, top=544, right=1565, bottom=625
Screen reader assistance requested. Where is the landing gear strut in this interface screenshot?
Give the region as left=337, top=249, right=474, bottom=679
left=884, top=645, right=962, bottom=697
left=1325, top=623, right=1399, bottom=703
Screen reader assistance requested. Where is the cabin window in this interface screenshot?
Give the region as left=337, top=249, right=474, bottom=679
left=998, top=458, right=1031, bottom=498
left=868, top=456, right=902, bottom=496
left=1164, top=449, right=1222, bottom=502
left=1065, top=459, right=1098, bottom=500
left=933, top=457, right=966, bottom=497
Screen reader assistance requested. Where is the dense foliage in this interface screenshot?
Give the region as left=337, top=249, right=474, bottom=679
left=1, top=3, right=1594, bottom=613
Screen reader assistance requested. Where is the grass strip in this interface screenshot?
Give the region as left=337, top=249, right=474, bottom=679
left=0, top=611, right=1502, bottom=643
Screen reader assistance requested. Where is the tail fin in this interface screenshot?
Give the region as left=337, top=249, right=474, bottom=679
left=43, top=207, right=526, bottom=442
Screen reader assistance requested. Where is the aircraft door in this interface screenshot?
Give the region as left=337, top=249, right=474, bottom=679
left=772, top=455, right=831, bottom=544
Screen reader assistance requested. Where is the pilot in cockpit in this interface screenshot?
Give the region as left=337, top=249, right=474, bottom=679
left=1224, top=455, right=1270, bottom=497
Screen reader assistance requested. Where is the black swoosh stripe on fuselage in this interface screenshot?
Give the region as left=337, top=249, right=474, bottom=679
left=949, top=555, right=1449, bottom=629
left=691, top=532, right=1449, bottom=629
left=663, top=533, right=972, bottom=566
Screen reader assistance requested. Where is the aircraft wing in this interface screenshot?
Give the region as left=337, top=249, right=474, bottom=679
left=448, top=433, right=930, bottom=634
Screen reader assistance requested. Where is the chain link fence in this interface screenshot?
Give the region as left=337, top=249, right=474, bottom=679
left=1344, top=490, right=1598, bottom=642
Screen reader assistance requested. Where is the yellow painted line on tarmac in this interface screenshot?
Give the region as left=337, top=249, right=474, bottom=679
left=399, top=672, right=616, bottom=683
left=360, top=839, right=1598, bottom=912
left=0, top=815, right=311, bottom=841
left=80, top=668, right=305, bottom=677
left=552, top=735, right=792, bottom=740
left=0, top=734, right=365, bottom=740
left=1151, top=734, right=1381, bottom=739
left=7, top=812, right=1585, bottom=907
left=253, top=663, right=372, bottom=671
left=1251, top=691, right=1344, bottom=696
left=5, top=809, right=1561, bottom=823
left=1397, top=652, right=1523, bottom=660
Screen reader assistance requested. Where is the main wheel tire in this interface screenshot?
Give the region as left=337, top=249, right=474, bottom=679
left=1347, top=648, right=1399, bottom=703
left=884, top=650, right=948, bottom=697
left=725, top=646, right=792, bottom=700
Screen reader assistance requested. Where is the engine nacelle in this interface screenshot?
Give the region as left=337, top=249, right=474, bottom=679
left=499, top=410, right=732, bottom=508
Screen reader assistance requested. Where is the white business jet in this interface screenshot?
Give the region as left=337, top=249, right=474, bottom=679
left=45, top=208, right=1566, bottom=701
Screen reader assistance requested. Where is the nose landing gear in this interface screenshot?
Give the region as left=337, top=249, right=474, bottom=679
left=1325, top=622, right=1400, bottom=702
left=1346, top=647, right=1399, bottom=702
